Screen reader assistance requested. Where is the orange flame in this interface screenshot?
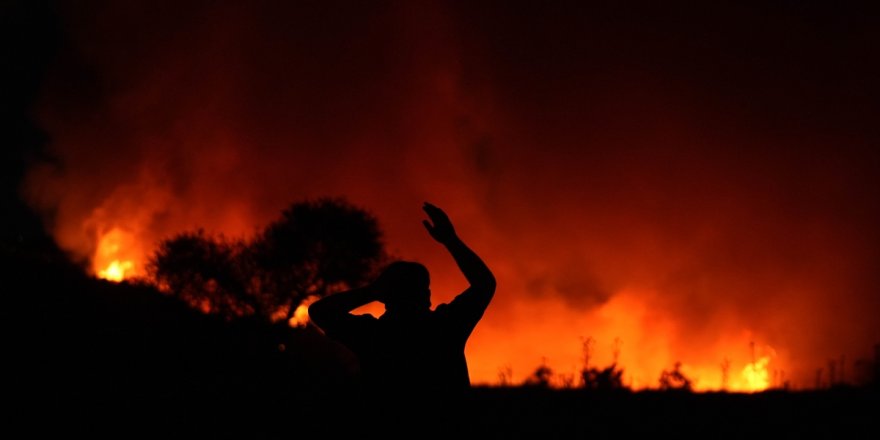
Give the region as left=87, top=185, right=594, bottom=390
left=288, top=295, right=319, bottom=327
left=94, top=227, right=142, bottom=282
left=741, top=356, right=772, bottom=392
left=465, top=290, right=785, bottom=392
left=98, top=260, right=134, bottom=282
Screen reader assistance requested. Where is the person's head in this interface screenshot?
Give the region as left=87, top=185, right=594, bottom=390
left=376, top=261, right=431, bottom=313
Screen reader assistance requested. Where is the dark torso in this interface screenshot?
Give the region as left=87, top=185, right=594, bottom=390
left=351, top=307, right=471, bottom=391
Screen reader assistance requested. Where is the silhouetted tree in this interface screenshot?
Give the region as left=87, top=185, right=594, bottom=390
left=251, top=198, right=386, bottom=321
left=150, top=230, right=258, bottom=318
left=149, top=198, right=387, bottom=322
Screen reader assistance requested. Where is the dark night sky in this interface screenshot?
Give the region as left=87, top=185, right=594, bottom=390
left=9, top=0, right=880, bottom=388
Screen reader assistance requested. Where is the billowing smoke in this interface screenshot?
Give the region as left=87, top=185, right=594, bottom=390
left=25, top=1, right=880, bottom=389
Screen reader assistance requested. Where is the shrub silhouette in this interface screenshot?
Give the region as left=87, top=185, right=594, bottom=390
left=659, top=361, right=693, bottom=391
left=579, top=336, right=627, bottom=390
left=582, top=363, right=625, bottom=390
left=524, top=358, right=554, bottom=388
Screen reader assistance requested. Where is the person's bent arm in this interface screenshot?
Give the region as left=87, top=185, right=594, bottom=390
left=308, top=284, right=380, bottom=332
left=423, top=202, right=496, bottom=300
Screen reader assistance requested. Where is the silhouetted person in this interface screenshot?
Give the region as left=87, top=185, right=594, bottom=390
left=308, top=202, right=496, bottom=395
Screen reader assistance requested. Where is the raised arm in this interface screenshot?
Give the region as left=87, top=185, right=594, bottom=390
left=422, top=202, right=496, bottom=301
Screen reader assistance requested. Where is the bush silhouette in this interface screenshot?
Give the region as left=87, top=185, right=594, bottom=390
left=581, top=363, right=625, bottom=390
left=524, top=360, right=554, bottom=388
left=659, top=361, right=693, bottom=391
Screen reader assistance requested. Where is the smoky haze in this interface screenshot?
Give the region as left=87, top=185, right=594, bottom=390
left=24, top=1, right=880, bottom=388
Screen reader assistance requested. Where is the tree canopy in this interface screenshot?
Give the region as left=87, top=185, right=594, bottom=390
left=149, top=197, right=387, bottom=322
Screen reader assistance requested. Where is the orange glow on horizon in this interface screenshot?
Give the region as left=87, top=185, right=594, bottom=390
left=88, top=231, right=785, bottom=391
left=464, top=290, right=784, bottom=392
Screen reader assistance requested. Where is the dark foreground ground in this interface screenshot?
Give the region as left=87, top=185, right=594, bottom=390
left=13, top=383, right=878, bottom=438
left=5, top=251, right=877, bottom=439
left=463, top=387, right=878, bottom=438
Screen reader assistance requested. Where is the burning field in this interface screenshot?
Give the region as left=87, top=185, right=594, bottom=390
left=16, top=1, right=880, bottom=393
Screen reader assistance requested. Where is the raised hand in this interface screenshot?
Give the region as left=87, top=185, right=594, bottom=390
left=422, top=202, right=457, bottom=244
